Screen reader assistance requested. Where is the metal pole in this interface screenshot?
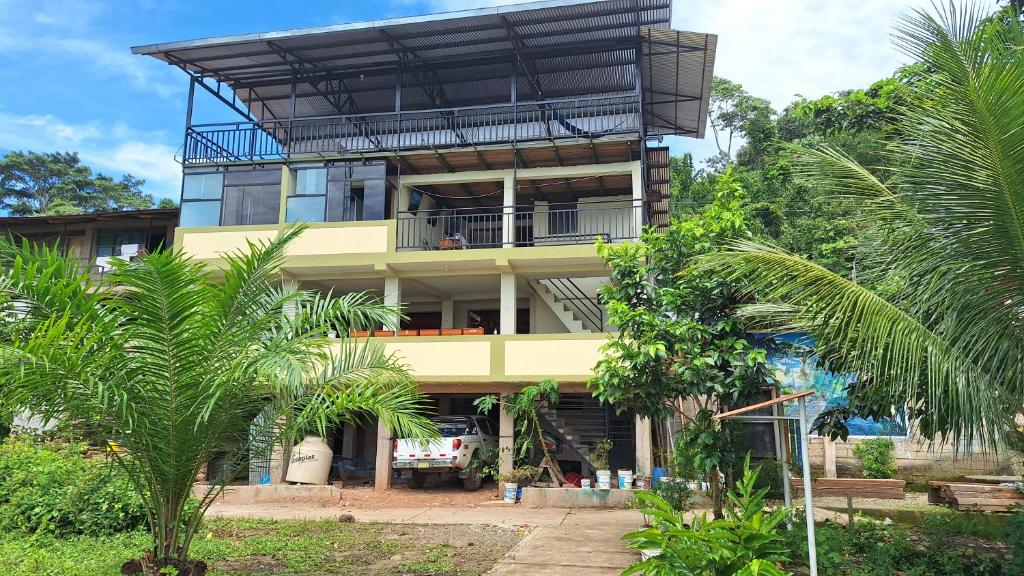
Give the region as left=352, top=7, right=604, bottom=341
left=798, top=397, right=818, bottom=576
left=772, top=402, right=793, bottom=514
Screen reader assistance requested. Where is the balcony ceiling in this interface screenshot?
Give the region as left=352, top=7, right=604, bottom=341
left=132, top=0, right=715, bottom=138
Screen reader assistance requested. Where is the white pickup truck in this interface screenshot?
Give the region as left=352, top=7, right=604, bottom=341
left=393, top=415, right=498, bottom=491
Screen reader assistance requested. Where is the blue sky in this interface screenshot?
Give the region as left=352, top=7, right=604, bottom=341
left=0, top=0, right=950, bottom=203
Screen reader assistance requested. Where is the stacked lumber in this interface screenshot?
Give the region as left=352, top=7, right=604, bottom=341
left=793, top=478, right=906, bottom=499
left=928, top=481, right=1024, bottom=511
left=814, top=478, right=905, bottom=499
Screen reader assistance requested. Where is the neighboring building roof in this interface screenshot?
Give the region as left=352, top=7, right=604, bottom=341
left=132, top=0, right=715, bottom=138
left=0, top=208, right=179, bottom=228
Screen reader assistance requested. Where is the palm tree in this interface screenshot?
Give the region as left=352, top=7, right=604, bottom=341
left=0, top=227, right=436, bottom=574
left=703, top=4, right=1024, bottom=450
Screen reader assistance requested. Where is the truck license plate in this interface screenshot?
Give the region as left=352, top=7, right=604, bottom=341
left=417, top=461, right=430, bottom=469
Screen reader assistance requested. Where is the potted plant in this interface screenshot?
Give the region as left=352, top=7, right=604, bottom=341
left=634, top=465, right=651, bottom=490
left=498, top=466, right=539, bottom=503
left=592, top=438, right=613, bottom=489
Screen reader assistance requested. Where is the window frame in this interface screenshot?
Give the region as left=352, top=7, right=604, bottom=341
left=286, top=168, right=329, bottom=223
left=180, top=173, right=225, bottom=227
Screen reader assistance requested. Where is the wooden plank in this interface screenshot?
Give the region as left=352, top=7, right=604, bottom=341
left=713, top=390, right=816, bottom=420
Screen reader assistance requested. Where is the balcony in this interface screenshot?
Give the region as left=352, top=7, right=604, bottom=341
left=396, top=200, right=642, bottom=251
left=182, top=95, right=641, bottom=165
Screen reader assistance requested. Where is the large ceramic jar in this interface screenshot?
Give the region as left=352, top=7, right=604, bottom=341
left=285, top=436, right=334, bottom=484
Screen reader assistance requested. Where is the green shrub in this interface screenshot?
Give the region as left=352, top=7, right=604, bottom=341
left=651, top=477, right=692, bottom=511
left=0, top=436, right=146, bottom=536
left=624, top=454, right=791, bottom=575
left=852, top=438, right=897, bottom=479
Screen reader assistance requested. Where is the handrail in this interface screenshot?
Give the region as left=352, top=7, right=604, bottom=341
left=395, top=201, right=642, bottom=251
left=183, top=94, right=642, bottom=164
left=543, top=277, right=604, bottom=332
left=189, top=93, right=640, bottom=129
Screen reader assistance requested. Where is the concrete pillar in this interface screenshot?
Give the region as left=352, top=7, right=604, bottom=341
left=441, top=299, right=454, bottom=330
left=498, top=393, right=515, bottom=495
left=630, top=162, right=644, bottom=238
left=383, top=275, right=401, bottom=329
left=500, top=273, right=516, bottom=335
left=823, top=436, right=838, bottom=479
left=374, top=419, right=393, bottom=491
left=502, top=173, right=516, bottom=247
left=635, top=415, right=653, bottom=476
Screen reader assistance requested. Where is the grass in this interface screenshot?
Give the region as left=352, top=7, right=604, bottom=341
left=0, top=518, right=519, bottom=576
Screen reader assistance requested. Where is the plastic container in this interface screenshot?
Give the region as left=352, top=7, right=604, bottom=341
left=618, top=469, right=634, bottom=489
left=596, top=470, right=612, bottom=490
left=503, top=482, right=518, bottom=503
left=652, top=467, right=668, bottom=488
left=635, top=476, right=650, bottom=489
left=285, top=436, right=333, bottom=484
left=581, top=478, right=592, bottom=489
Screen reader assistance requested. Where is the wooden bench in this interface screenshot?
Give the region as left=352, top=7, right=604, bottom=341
left=794, top=478, right=906, bottom=499
left=928, top=481, right=1024, bottom=511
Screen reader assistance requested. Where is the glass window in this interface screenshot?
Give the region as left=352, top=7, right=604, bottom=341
left=95, top=231, right=148, bottom=258
left=286, top=196, right=327, bottom=223
left=180, top=201, right=222, bottom=228
left=182, top=174, right=223, bottom=200
left=221, top=185, right=280, bottom=226
left=296, top=169, right=327, bottom=196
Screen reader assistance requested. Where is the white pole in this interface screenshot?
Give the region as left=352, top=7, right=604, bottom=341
left=798, top=397, right=818, bottom=576
left=772, top=402, right=793, bottom=514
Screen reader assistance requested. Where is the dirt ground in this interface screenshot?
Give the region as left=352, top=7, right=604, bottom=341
left=338, top=478, right=503, bottom=509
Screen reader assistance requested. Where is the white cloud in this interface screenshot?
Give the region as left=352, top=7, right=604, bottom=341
left=0, top=0, right=178, bottom=99
left=0, top=110, right=181, bottom=201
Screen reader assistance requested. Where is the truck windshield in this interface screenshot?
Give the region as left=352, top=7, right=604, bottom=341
left=432, top=418, right=476, bottom=437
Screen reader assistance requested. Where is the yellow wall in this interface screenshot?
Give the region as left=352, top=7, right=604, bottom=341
left=504, top=338, right=605, bottom=377
left=326, top=334, right=606, bottom=384
left=177, top=222, right=391, bottom=260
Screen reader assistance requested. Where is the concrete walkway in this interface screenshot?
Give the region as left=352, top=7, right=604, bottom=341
left=206, top=502, right=644, bottom=574
left=486, top=508, right=643, bottom=575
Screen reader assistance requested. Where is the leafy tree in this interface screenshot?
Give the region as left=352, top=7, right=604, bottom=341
left=0, top=227, right=436, bottom=574
left=0, top=151, right=157, bottom=215
left=157, top=197, right=179, bottom=209
left=707, top=78, right=775, bottom=168
left=704, top=4, right=1024, bottom=449
left=590, top=169, right=776, bottom=516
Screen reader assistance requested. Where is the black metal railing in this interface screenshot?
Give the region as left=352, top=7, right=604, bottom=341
left=183, top=94, right=642, bottom=164
left=541, top=277, right=605, bottom=332
left=396, top=200, right=643, bottom=251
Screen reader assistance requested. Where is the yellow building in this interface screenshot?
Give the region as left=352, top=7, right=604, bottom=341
left=133, top=0, right=717, bottom=489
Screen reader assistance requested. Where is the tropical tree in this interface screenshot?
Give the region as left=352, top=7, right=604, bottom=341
left=590, top=169, right=776, bottom=516
left=0, top=227, right=436, bottom=575
left=703, top=4, right=1024, bottom=449
left=0, top=151, right=157, bottom=215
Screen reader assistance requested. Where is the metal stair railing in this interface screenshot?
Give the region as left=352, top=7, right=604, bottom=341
left=541, top=277, right=604, bottom=332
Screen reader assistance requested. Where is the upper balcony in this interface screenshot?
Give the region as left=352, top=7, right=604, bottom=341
left=184, top=95, right=641, bottom=165
left=133, top=0, right=716, bottom=167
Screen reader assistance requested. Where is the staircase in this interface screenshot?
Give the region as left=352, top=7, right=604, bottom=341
left=538, top=396, right=610, bottom=473
left=530, top=278, right=604, bottom=333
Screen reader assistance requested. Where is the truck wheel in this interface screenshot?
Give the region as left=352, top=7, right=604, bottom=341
left=461, top=469, right=483, bottom=491
left=406, top=473, right=426, bottom=489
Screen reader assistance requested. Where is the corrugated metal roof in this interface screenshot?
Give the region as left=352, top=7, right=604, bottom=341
left=133, top=0, right=715, bottom=138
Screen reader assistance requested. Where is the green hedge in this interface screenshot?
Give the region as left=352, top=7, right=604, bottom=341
left=0, top=436, right=146, bottom=536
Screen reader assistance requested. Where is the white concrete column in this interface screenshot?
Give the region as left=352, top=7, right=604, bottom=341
left=500, top=273, right=517, bottom=335
left=498, top=393, right=515, bottom=496
left=635, top=415, right=653, bottom=476
left=383, top=275, right=401, bottom=330
left=502, top=172, right=516, bottom=247
left=823, top=436, right=838, bottom=479
left=441, top=299, right=454, bottom=330
left=630, top=162, right=644, bottom=239
left=374, top=419, right=393, bottom=491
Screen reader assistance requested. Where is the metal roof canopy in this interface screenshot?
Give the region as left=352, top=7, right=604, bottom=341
left=132, top=0, right=715, bottom=138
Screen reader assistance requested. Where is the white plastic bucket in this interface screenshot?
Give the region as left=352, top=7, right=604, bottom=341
left=581, top=478, right=592, bottom=489
left=618, top=469, right=634, bottom=489
left=503, top=482, right=518, bottom=503
left=596, top=470, right=612, bottom=490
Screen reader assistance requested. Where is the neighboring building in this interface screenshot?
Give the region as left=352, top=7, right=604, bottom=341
left=133, top=0, right=714, bottom=488
left=0, top=208, right=179, bottom=280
